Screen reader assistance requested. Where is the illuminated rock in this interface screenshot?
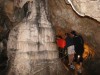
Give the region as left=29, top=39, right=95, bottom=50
left=7, top=0, right=68, bottom=75
left=67, top=0, right=100, bottom=22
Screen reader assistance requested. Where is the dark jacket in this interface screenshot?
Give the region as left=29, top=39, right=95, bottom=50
left=66, top=36, right=74, bottom=47
left=73, top=35, right=84, bottom=54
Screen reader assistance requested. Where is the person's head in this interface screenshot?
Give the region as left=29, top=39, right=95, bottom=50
left=56, top=35, right=62, bottom=39
left=65, top=33, right=70, bottom=37
left=70, top=30, right=77, bottom=37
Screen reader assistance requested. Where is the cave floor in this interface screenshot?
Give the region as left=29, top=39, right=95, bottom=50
left=0, top=56, right=95, bottom=75
left=62, top=59, right=89, bottom=75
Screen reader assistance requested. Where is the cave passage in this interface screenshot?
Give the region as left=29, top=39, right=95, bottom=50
left=0, top=29, right=95, bottom=75
left=0, top=0, right=99, bottom=75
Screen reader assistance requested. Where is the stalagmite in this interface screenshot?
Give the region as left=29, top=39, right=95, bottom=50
left=7, top=0, right=68, bottom=75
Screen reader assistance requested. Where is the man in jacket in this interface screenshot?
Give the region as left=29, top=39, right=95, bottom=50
left=70, top=31, right=84, bottom=73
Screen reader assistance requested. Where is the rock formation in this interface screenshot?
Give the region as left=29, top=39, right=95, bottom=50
left=7, top=0, right=68, bottom=75
left=67, top=0, right=100, bottom=22
left=0, top=0, right=99, bottom=75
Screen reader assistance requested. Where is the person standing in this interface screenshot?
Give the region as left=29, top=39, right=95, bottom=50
left=70, top=31, right=84, bottom=73
left=56, top=36, right=66, bottom=58
left=65, top=33, right=75, bottom=69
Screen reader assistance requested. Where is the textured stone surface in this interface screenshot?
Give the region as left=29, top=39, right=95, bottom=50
left=67, top=0, right=100, bottom=21
left=0, top=0, right=99, bottom=75
left=7, top=0, right=68, bottom=75
left=48, top=0, right=100, bottom=75
left=48, top=0, right=100, bottom=47
left=4, top=0, right=14, bottom=22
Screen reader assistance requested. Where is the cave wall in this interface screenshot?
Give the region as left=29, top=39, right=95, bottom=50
left=48, top=0, right=100, bottom=49
left=0, top=0, right=100, bottom=75
left=48, top=0, right=100, bottom=74
left=7, top=0, right=68, bottom=75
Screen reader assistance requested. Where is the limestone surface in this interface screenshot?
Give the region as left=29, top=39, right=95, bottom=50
left=67, top=0, right=100, bottom=22
left=7, top=0, right=68, bottom=75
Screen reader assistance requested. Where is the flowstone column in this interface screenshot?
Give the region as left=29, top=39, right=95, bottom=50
left=7, top=0, right=68, bottom=75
